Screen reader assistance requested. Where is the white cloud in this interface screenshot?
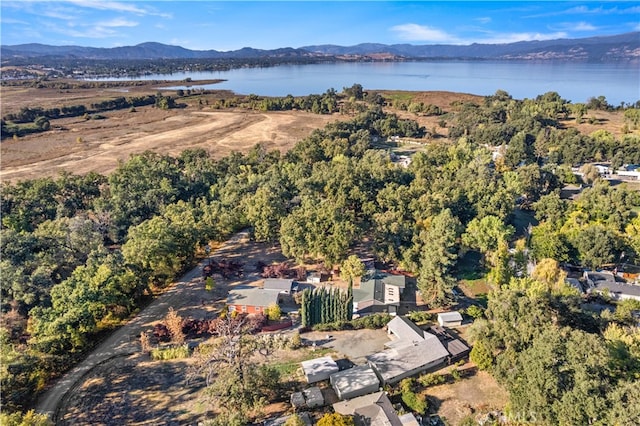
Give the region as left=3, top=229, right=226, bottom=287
left=475, top=17, right=492, bottom=24
left=473, top=32, right=569, bottom=44
left=96, top=18, right=138, bottom=28
left=390, top=24, right=457, bottom=43
left=0, top=17, right=29, bottom=25
left=552, top=21, right=599, bottom=32
left=65, top=0, right=172, bottom=18
left=528, top=5, right=640, bottom=18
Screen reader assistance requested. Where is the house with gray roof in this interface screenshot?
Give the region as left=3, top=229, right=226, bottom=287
left=263, top=278, right=296, bottom=294
left=227, top=287, right=280, bottom=315
left=333, top=391, right=419, bottom=426
left=584, top=271, right=640, bottom=301
left=353, top=270, right=407, bottom=316
left=366, top=316, right=452, bottom=385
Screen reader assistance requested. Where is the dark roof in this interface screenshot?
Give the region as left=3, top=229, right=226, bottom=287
left=446, top=339, right=470, bottom=357
left=354, top=270, right=406, bottom=305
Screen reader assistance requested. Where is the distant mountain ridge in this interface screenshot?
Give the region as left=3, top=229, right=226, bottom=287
left=2, top=32, right=638, bottom=61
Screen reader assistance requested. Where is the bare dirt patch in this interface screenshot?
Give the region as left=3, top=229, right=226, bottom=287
left=425, top=367, right=509, bottom=425
left=1, top=106, right=336, bottom=182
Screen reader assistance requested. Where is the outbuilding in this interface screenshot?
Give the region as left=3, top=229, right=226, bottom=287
left=437, top=311, right=463, bottom=327
left=330, top=365, right=380, bottom=400
left=301, top=356, right=339, bottom=384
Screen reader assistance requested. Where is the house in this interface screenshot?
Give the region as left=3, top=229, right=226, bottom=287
left=301, top=356, right=339, bottom=384
left=437, top=311, right=463, bottom=327
left=333, top=391, right=419, bottom=426
left=263, top=278, right=296, bottom=294
left=584, top=271, right=640, bottom=301
left=367, top=317, right=450, bottom=385
left=330, top=365, right=380, bottom=400
left=353, top=270, right=407, bottom=316
left=227, top=287, right=280, bottom=315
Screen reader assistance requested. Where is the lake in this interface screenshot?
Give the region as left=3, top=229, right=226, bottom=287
left=104, top=61, right=640, bottom=105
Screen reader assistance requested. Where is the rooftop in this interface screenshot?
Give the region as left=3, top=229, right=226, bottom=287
left=437, top=311, right=463, bottom=322
left=227, top=287, right=280, bottom=307
left=354, top=270, right=406, bottom=305
left=263, top=278, right=295, bottom=293
left=367, top=334, right=449, bottom=384
left=386, top=316, right=424, bottom=343
left=330, top=365, right=380, bottom=395
left=301, top=356, right=339, bottom=382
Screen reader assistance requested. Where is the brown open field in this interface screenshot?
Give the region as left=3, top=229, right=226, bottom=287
left=2, top=81, right=634, bottom=183
left=1, top=81, right=340, bottom=182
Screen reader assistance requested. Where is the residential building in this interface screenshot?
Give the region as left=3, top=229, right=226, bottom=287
left=227, top=287, right=280, bottom=315
left=367, top=316, right=450, bottom=385
left=584, top=271, right=640, bottom=301
left=263, top=278, right=296, bottom=294
left=333, top=391, right=419, bottom=426
left=353, top=270, right=407, bottom=316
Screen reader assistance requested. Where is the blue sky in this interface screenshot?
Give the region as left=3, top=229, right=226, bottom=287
left=1, top=1, right=638, bottom=50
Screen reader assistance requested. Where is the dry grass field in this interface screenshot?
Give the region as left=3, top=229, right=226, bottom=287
left=2, top=81, right=633, bottom=183
left=1, top=82, right=339, bottom=182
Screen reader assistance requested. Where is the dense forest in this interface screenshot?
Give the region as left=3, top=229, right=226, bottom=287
left=2, top=88, right=640, bottom=424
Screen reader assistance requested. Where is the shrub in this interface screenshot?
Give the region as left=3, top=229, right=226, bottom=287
left=418, top=372, right=446, bottom=387
left=406, top=311, right=435, bottom=324
left=399, top=378, right=428, bottom=414
left=150, top=345, right=189, bottom=361
left=465, top=305, right=485, bottom=320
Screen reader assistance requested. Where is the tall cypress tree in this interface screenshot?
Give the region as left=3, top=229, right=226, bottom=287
left=347, top=279, right=354, bottom=321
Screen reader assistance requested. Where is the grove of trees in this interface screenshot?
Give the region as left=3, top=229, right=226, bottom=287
left=2, top=88, right=640, bottom=423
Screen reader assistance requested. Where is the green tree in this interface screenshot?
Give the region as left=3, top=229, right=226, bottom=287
left=340, top=255, right=365, bottom=283
left=470, top=338, right=494, bottom=370
left=572, top=224, right=621, bottom=269
left=265, top=303, right=282, bottom=321
left=462, top=215, right=515, bottom=256
left=414, top=209, right=462, bottom=307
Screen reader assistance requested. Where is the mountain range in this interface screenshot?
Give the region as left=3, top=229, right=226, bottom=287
left=2, top=32, right=638, bottom=62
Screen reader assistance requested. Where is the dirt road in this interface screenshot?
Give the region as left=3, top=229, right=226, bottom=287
left=35, top=231, right=285, bottom=422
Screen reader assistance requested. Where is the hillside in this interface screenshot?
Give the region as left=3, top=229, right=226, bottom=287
left=2, top=32, right=638, bottom=62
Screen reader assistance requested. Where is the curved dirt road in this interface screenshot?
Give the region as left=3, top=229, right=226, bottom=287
left=35, top=231, right=275, bottom=422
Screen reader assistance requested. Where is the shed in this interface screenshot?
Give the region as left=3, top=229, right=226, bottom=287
left=291, top=386, right=324, bottom=409
left=301, top=356, right=339, bottom=383
left=330, top=365, right=380, bottom=400
left=437, top=311, right=463, bottom=327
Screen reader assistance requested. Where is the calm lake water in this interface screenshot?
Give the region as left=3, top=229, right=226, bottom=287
left=109, top=61, right=640, bottom=105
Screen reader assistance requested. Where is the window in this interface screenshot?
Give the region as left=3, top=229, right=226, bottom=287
left=241, top=305, right=247, bottom=312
